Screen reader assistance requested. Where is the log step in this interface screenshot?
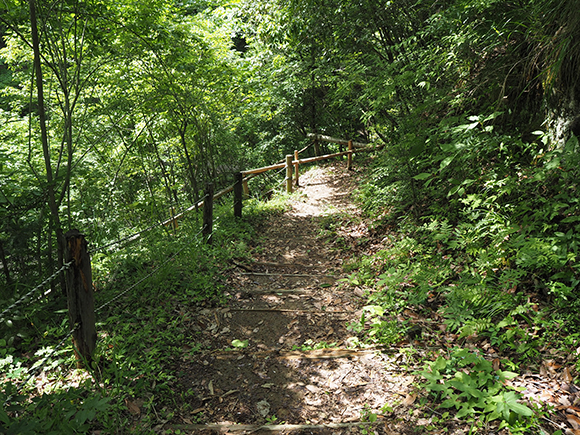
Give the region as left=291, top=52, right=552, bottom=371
left=168, top=421, right=375, bottom=433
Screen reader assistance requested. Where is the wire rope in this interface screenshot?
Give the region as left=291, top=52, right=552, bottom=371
left=94, top=219, right=214, bottom=313
left=0, top=261, right=73, bottom=319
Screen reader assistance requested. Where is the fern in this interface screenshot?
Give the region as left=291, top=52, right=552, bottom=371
left=459, top=318, right=493, bottom=338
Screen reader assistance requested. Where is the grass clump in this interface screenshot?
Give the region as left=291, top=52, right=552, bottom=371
left=0, top=195, right=289, bottom=433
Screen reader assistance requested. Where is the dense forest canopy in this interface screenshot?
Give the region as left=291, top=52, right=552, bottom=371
left=2, top=0, right=580, bottom=431
left=1, top=0, right=579, bottom=291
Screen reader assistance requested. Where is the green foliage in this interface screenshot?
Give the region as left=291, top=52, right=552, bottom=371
left=0, top=382, right=110, bottom=435
left=291, top=339, right=337, bottom=352
left=346, top=305, right=403, bottom=346
left=420, top=348, right=534, bottom=428
left=0, top=195, right=282, bottom=431
left=2, top=0, right=580, bottom=431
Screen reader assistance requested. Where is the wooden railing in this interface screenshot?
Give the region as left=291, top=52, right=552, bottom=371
left=235, top=135, right=376, bottom=210
left=57, top=135, right=377, bottom=366
left=163, top=134, right=377, bottom=225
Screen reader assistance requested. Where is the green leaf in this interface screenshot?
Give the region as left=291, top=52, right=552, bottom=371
left=363, top=305, right=384, bottom=316
left=439, top=155, right=455, bottom=171
left=409, top=141, right=425, bottom=157
left=545, top=155, right=561, bottom=170
left=0, top=406, right=9, bottom=424
left=413, top=172, right=432, bottom=181
left=441, top=398, right=459, bottom=409
left=432, top=357, right=448, bottom=371
left=497, top=370, right=518, bottom=380
left=504, top=391, right=533, bottom=417
left=449, top=380, right=485, bottom=399
left=231, top=339, right=249, bottom=348
left=456, top=403, right=474, bottom=418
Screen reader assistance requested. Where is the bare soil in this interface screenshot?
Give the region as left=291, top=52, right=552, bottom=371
left=164, top=163, right=578, bottom=435
left=167, top=164, right=423, bottom=434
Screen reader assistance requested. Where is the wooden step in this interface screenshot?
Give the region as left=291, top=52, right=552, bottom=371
left=167, top=421, right=375, bottom=433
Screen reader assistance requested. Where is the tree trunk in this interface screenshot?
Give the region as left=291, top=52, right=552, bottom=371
left=29, top=0, right=66, bottom=293
left=0, top=239, right=11, bottom=286
left=179, top=121, right=199, bottom=204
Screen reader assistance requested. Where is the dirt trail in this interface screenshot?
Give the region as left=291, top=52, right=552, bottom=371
left=170, top=164, right=418, bottom=434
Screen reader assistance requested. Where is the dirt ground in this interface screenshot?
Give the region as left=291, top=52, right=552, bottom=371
left=163, top=163, right=427, bottom=434
left=163, top=163, right=578, bottom=435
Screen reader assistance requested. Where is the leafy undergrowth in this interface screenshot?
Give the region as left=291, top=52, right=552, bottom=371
left=0, top=196, right=289, bottom=434
left=340, top=123, right=580, bottom=433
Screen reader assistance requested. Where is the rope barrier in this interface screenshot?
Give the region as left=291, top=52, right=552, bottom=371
left=88, top=220, right=166, bottom=254
left=95, top=218, right=214, bottom=313
left=6, top=213, right=223, bottom=397
left=89, top=195, right=206, bottom=255
left=0, top=261, right=73, bottom=319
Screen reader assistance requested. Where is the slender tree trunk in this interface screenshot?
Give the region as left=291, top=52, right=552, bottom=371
left=36, top=208, right=44, bottom=278
left=149, top=129, right=179, bottom=207
left=0, top=239, right=12, bottom=286
left=310, top=45, right=321, bottom=156
left=29, top=0, right=65, bottom=292
left=179, top=121, right=198, bottom=204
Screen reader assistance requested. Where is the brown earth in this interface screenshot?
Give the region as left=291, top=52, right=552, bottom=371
left=166, top=163, right=424, bottom=434
left=163, top=163, right=577, bottom=435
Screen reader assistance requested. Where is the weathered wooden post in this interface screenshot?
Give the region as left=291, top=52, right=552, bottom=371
left=234, top=172, right=243, bottom=218
left=285, top=154, right=293, bottom=193
left=294, top=150, right=300, bottom=187
left=65, top=230, right=96, bottom=368
left=203, top=183, right=214, bottom=244
left=313, top=137, right=321, bottom=156
left=169, top=207, right=178, bottom=231
left=347, top=140, right=353, bottom=171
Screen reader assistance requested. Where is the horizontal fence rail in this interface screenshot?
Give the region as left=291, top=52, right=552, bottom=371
left=1, top=134, right=376, bottom=377
left=307, top=133, right=372, bottom=149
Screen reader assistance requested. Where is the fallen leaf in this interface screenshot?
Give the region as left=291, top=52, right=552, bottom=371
left=567, top=414, right=580, bottom=429
left=208, top=380, right=214, bottom=395
left=125, top=399, right=140, bottom=416
left=492, top=358, right=501, bottom=371
left=559, top=395, right=572, bottom=407
left=566, top=406, right=580, bottom=416
left=564, top=367, right=574, bottom=382
left=256, top=400, right=270, bottom=417
left=403, top=393, right=417, bottom=406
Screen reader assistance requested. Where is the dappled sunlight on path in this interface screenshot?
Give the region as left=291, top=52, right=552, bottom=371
left=169, top=163, right=421, bottom=435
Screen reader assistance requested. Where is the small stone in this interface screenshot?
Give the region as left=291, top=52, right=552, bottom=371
left=256, top=399, right=270, bottom=417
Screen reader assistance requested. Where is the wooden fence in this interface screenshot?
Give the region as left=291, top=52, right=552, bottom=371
left=65, top=135, right=376, bottom=365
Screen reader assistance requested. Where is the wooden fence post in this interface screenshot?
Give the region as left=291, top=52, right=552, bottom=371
left=347, top=140, right=353, bottom=171
left=169, top=207, right=178, bottom=231
left=203, top=183, right=214, bottom=244
left=313, top=137, right=321, bottom=156
left=234, top=172, right=243, bottom=218
left=285, top=154, right=293, bottom=193
left=294, top=150, right=300, bottom=187
left=65, top=229, right=96, bottom=368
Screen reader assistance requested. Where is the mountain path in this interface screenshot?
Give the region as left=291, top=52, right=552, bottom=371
left=169, top=164, right=420, bottom=434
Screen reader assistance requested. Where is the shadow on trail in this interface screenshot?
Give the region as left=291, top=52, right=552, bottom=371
left=168, top=165, right=412, bottom=434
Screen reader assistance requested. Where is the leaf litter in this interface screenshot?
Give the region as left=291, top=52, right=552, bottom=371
left=162, top=163, right=578, bottom=435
